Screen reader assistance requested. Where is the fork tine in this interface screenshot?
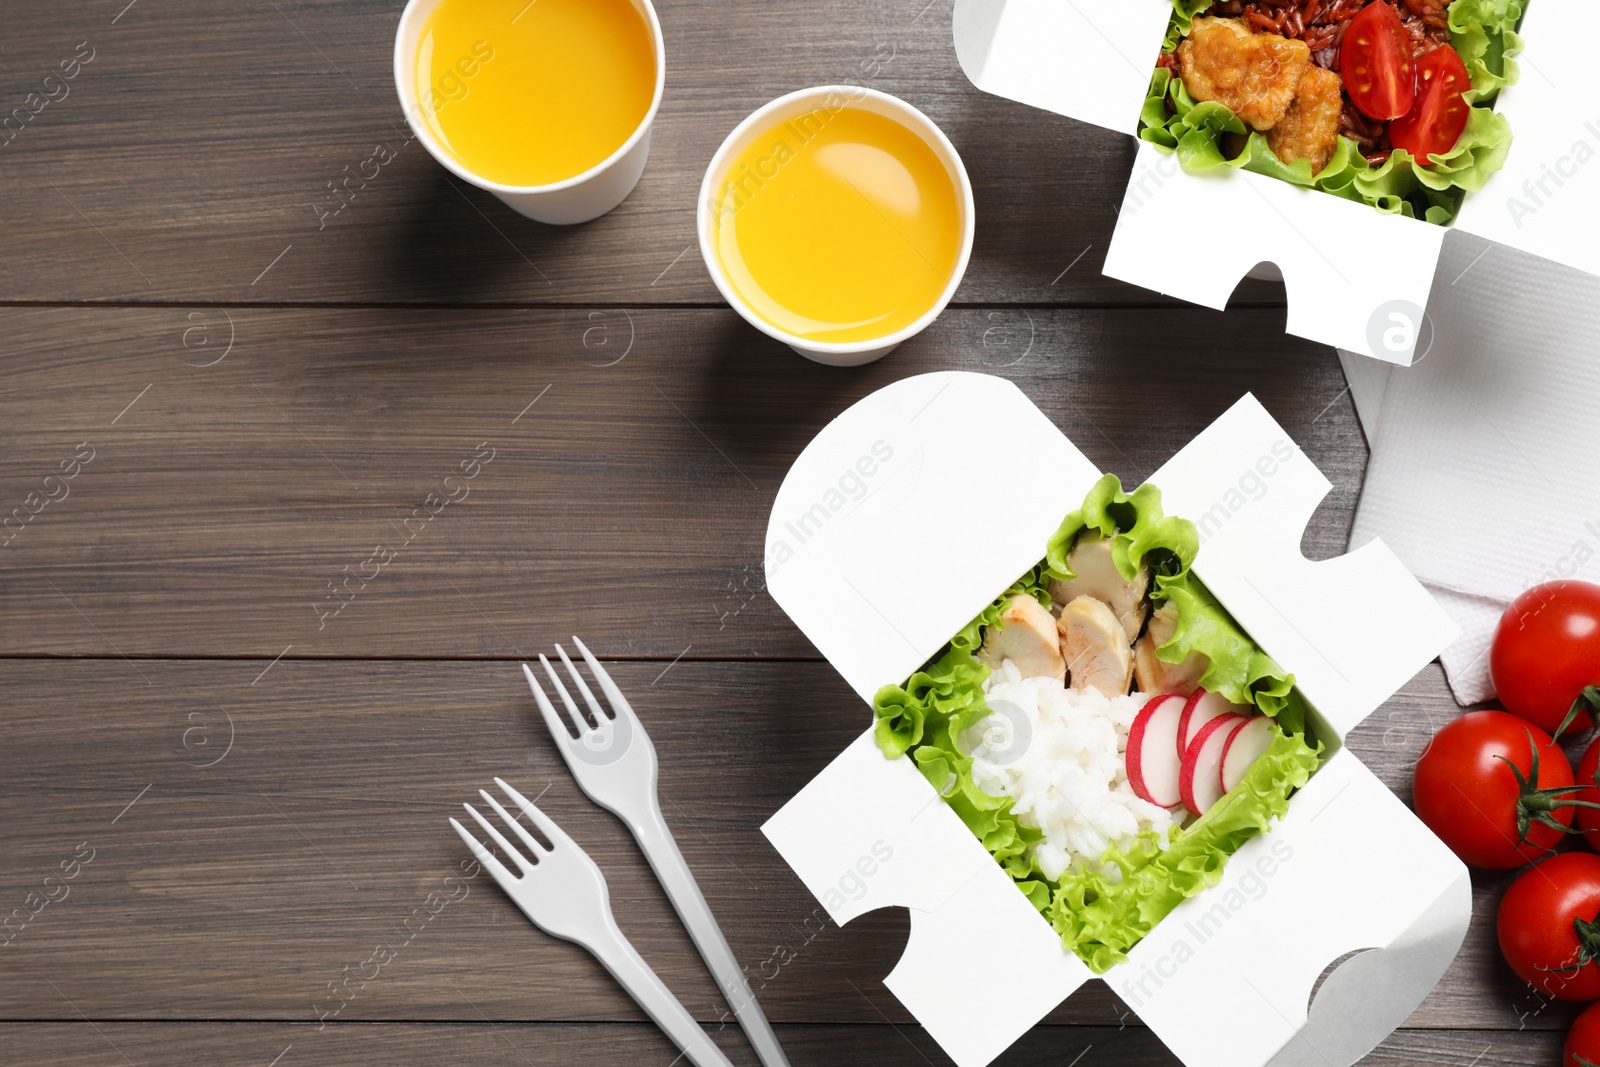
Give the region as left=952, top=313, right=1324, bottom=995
left=537, top=653, right=591, bottom=733
left=462, top=801, right=534, bottom=874
left=555, top=643, right=609, bottom=723
left=479, top=788, right=549, bottom=857
left=449, top=816, right=519, bottom=886
left=522, top=662, right=581, bottom=742
left=495, top=776, right=578, bottom=852
left=571, top=635, right=638, bottom=724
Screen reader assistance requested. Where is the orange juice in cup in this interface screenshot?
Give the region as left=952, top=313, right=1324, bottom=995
left=395, top=0, right=665, bottom=224
left=699, top=87, right=975, bottom=365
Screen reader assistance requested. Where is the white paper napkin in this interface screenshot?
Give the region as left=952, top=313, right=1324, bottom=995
left=1341, top=230, right=1600, bottom=705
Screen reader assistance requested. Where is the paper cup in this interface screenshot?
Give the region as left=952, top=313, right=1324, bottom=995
left=394, top=0, right=666, bottom=225
left=698, top=86, right=976, bottom=367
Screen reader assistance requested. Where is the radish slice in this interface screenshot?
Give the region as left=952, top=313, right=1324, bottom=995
left=1180, top=713, right=1248, bottom=816
left=1127, top=694, right=1186, bottom=809
left=1219, top=715, right=1276, bottom=794
left=1177, top=689, right=1255, bottom=759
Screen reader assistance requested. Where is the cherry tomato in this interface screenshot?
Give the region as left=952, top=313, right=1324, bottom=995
left=1577, top=738, right=1600, bottom=845
left=1340, top=2, right=1415, bottom=120
left=1499, top=852, right=1600, bottom=1001
left=1492, top=581, right=1600, bottom=737
left=1413, top=710, right=1581, bottom=868
left=1390, top=44, right=1473, bottom=162
left=1567, top=1000, right=1600, bottom=1066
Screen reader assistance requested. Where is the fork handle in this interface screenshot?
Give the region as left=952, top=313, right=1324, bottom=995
left=589, top=920, right=736, bottom=1067
left=634, top=809, right=792, bottom=1067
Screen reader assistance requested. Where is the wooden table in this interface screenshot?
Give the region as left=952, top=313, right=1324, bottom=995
left=0, top=1, right=1560, bottom=1063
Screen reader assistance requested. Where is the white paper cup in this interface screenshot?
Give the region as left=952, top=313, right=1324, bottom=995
left=698, top=86, right=976, bottom=366
left=394, top=0, right=666, bottom=225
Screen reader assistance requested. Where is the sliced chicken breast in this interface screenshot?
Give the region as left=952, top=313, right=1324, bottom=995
left=1132, top=600, right=1210, bottom=696
left=1058, top=595, right=1134, bottom=697
left=978, top=594, right=1066, bottom=682
left=1047, top=533, right=1149, bottom=642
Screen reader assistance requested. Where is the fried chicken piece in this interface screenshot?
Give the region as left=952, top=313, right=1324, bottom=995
left=1178, top=17, right=1311, bottom=131
left=1267, top=65, right=1344, bottom=173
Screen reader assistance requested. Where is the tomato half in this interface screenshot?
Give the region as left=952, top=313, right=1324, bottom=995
left=1390, top=44, right=1473, bottom=162
left=1499, top=852, right=1600, bottom=1001
left=1340, top=2, right=1415, bottom=120
left=1492, top=581, right=1600, bottom=737
left=1568, top=1000, right=1600, bottom=1067
left=1413, top=710, right=1584, bottom=868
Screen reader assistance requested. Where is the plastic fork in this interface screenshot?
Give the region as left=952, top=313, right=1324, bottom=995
left=524, top=638, right=790, bottom=1067
left=450, top=779, right=734, bottom=1067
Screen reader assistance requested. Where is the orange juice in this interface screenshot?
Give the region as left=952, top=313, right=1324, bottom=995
left=711, top=105, right=963, bottom=344
left=415, top=0, right=656, bottom=186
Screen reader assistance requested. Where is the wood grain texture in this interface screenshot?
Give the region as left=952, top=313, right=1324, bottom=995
left=0, top=1022, right=1568, bottom=1067
left=0, top=0, right=1287, bottom=307
left=0, top=657, right=1558, bottom=1037
left=0, top=305, right=1357, bottom=658
left=0, top=0, right=1551, bottom=1062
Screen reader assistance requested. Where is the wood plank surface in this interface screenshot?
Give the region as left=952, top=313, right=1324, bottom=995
left=0, top=0, right=1564, bottom=1062
left=0, top=0, right=1287, bottom=307
left=0, top=1022, right=1568, bottom=1067
left=0, top=305, right=1357, bottom=658
left=0, top=657, right=1569, bottom=1037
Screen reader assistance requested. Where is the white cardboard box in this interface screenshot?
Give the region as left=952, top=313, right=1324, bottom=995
left=761, top=372, right=1469, bottom=1067
left=949, top=0, right=1600, bottom=364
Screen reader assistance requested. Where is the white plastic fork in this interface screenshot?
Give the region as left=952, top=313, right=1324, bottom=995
left=523, top=638, right=791, bottom=1067
left=450, top=778, right=734, bottom=1067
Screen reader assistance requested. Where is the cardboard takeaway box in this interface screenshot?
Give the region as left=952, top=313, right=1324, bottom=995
left=949, top=0, right=1600, bottom=365
left=761, top=372, right=1469, bottom=1067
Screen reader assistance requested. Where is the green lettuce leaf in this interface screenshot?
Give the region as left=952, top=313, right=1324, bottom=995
left=1449, top=0, right=1524, bottom=103
left=1047, top=728, right=1322, bottom=973
left=1156, top=578, right=1296, bottom=718
left=1164, top=0, right=1217, bottom=51
left=1045, top=473, right=1199, bottom=591
left=1140, top=0, right=1523, bottom=225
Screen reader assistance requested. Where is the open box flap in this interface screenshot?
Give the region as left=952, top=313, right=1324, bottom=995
left=1452, top=0, right=1600, bottom=276
left=1109, top=749, right=1471, bottom=1067
left=1103, top=146, right=1447, bottom=365
left=762, top=728, right=1094, bottom=1067
left=763, top=372, right=1102, bottom=704
left=1147, top=395, right=1459, bottom=738
left=951, top=0, right=1174, bottom=136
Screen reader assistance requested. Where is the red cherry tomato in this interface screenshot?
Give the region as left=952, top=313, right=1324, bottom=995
left=1390, top=44, right=1473, bottom=162
left=1578, top=738, right=1600, bottom=846
left=1567, top=1000, right=1600, bottom=1066
left=1499, top=852, right=1600, bottom=1002
left=1492, top=581, right=1600, bottom=737
left=1413, top=710, right=1581, bottom=868
left=1340, top=2, right=1415, bottom=120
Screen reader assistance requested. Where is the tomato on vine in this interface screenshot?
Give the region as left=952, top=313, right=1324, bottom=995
left=1412, top=711, right=1600, bottom=868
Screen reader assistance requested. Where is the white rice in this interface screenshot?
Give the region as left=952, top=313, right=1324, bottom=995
left=962, top=659, right=1181, bottom=883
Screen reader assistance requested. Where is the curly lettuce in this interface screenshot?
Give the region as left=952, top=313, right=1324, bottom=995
left=1139, top=0, right=1523, bottom=226
left=1048, top=728, right=1322, bottom=972
left=871, top=474, right=1319, bottom=965
left=1449, top=0, right=1524, bottom=102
